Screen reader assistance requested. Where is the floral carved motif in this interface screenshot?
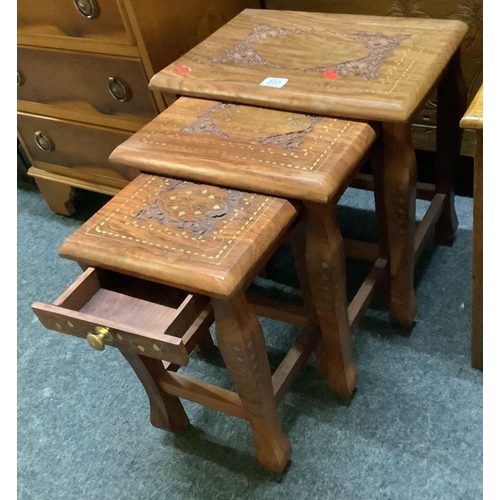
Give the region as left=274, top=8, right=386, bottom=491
left=212, top=24, right=314, bottom=67
left=211, top=24, right=410, bottom=80
left=179, top=102, right=323, bottom=151
left=306, top=32, right=410, bottom=80
left=134, top=180, right=242, bottom=236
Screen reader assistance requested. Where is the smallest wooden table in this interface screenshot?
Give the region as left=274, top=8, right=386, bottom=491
left=34, top=173, right=301, bottom=472
left=460, top=85, right=483, bottom=370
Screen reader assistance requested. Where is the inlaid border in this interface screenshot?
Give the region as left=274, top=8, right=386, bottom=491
left=84, top=176, right=274, bottom=265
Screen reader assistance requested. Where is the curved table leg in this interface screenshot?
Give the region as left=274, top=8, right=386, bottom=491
left=382, top=121, right=418, bottom=328
left=120, top=349, right=190, bottom=434
left=304, top=201, right=357, bottom=398
left=212, top=293, right=291, bottom=473
left=435, top=49, right=467, bottom=246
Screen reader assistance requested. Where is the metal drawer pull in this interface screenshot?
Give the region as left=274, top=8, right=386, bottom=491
left=74, top=0, right=100, bottom=19
left=86, top=326, right=113, bottom=351
left=108, top=77, right=131, bottom=102
left=34, top=131, right=54, bottom=152
left=17, top=71, right=24, bottom=86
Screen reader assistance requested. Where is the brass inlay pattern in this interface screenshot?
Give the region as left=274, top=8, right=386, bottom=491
left=141, top=111, right=351, bottom=173
left=87, top=176, right=273, bottom=265
left=134, top=179, right=243, bottom=235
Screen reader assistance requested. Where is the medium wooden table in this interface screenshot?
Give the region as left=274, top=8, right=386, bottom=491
left=149, top=9, right=469, bottom=328
left=460, top=85, right=483, bottom=370
left=110, top=97, right=377, bottom=399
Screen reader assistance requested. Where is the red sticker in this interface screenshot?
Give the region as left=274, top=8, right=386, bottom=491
left=177, top=65, right=191, bottom=74
left=323, top=70, right=338, bottom=80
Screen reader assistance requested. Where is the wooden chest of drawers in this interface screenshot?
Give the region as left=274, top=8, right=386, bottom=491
left=17, top=0, right=260, bottom=215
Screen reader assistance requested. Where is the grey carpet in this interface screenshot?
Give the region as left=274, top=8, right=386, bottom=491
left=17, top=176, right=482, bottom=500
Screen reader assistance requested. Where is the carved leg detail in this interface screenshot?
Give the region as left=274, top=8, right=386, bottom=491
left=305, top=202, right=357, bottom=398
left=33, top=177, right=76, bottom=216
left=382, top=122, right=418, bottom=328
left=435, top=50, right=467, bottom=246
left=212, top=293, right=291, bottom=473
left=289, top=220, right=315, bottom=318
left=120, top=349, right=190, bottom=434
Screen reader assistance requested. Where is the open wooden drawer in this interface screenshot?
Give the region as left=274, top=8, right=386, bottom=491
left=32, top=267, right=212, bottom=365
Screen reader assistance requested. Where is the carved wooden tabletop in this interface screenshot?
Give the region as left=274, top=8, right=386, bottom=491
left=150, top=9, right=468, bottom=122
left=109, top=97, right=376, bottom=203
left=460, top=84, right=483, bottom=130
left=59, top=174, right=297, bottom=298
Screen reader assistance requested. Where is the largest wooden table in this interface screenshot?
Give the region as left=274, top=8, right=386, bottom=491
left=149, top=9, right=468, bottom=328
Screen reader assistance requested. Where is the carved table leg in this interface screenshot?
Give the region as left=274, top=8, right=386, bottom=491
left=212, top=292, right=292, bottom=473
left=289, top=221, right=315, bottom=316
left=371, top=134, right=391, bottom=306
left=471, top=130, right=483, bottom=370
left=304, top=201, right=357, bottom=398
left=382, top=121, right=418, bottom=328
left=120, top=349, right=190, bottom=434
left=435, top=49, right=467, bottom=245
left=33, top=177, right=76, bottom=216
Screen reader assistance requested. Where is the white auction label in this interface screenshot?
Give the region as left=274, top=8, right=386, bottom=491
left=260, top=77, right=288, bottom=88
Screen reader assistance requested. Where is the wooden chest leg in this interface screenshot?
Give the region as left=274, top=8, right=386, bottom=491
left=33, top=177, right=76, bottom=216
left=435, top=49, right=467, bottom=246
left=120, top=349, right=190, bottom=434
left=212, top=293, right=292, bottom=473
left=304, top=201, right=357, bottom=398
left=382, top=122, right=418, bottom=328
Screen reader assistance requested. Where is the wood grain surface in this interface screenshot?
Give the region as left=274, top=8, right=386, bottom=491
left=150, top=9, right=468, bottom=122
left=109, top=97, right=377, bottom=203
left=58, top=174, right=298, bottom=298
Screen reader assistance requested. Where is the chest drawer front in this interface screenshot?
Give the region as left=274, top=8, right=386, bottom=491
left=17, top=113, right=138, bottom=182
left=18, top=47, right=158, bottom=122
left=18, top=0, right=135, bottom=45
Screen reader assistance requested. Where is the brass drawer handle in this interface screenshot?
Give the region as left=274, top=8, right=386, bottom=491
left=34, top=131, right=54, bottom=152
left=74, top=0, right=100, bottom=19
left=17, top=71, right=24, bottom=86
left=108, top=77, right=131, bottom=102
left=86, top=326, right=113, bottom=351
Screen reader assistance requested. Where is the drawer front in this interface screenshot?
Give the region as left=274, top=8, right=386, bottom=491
left=18, top=0, right=135, bottom=45
left=31, top=267, right=213, bottom=365
left=17, top=113, right=139, bottom=182
left=18, top=47, right=158, bottom=122
left=32, top=302, right=191, bottom=365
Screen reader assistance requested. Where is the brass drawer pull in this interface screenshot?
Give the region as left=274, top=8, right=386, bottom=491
left=74, top=0, right=100, bottom=19
left=17, top=71, right=24, bottom=86
left=34, top=131, right=54, bottom=152
left=108, top=77, right=131, bottom=102
left=86, top=326, right=113, bottom=351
